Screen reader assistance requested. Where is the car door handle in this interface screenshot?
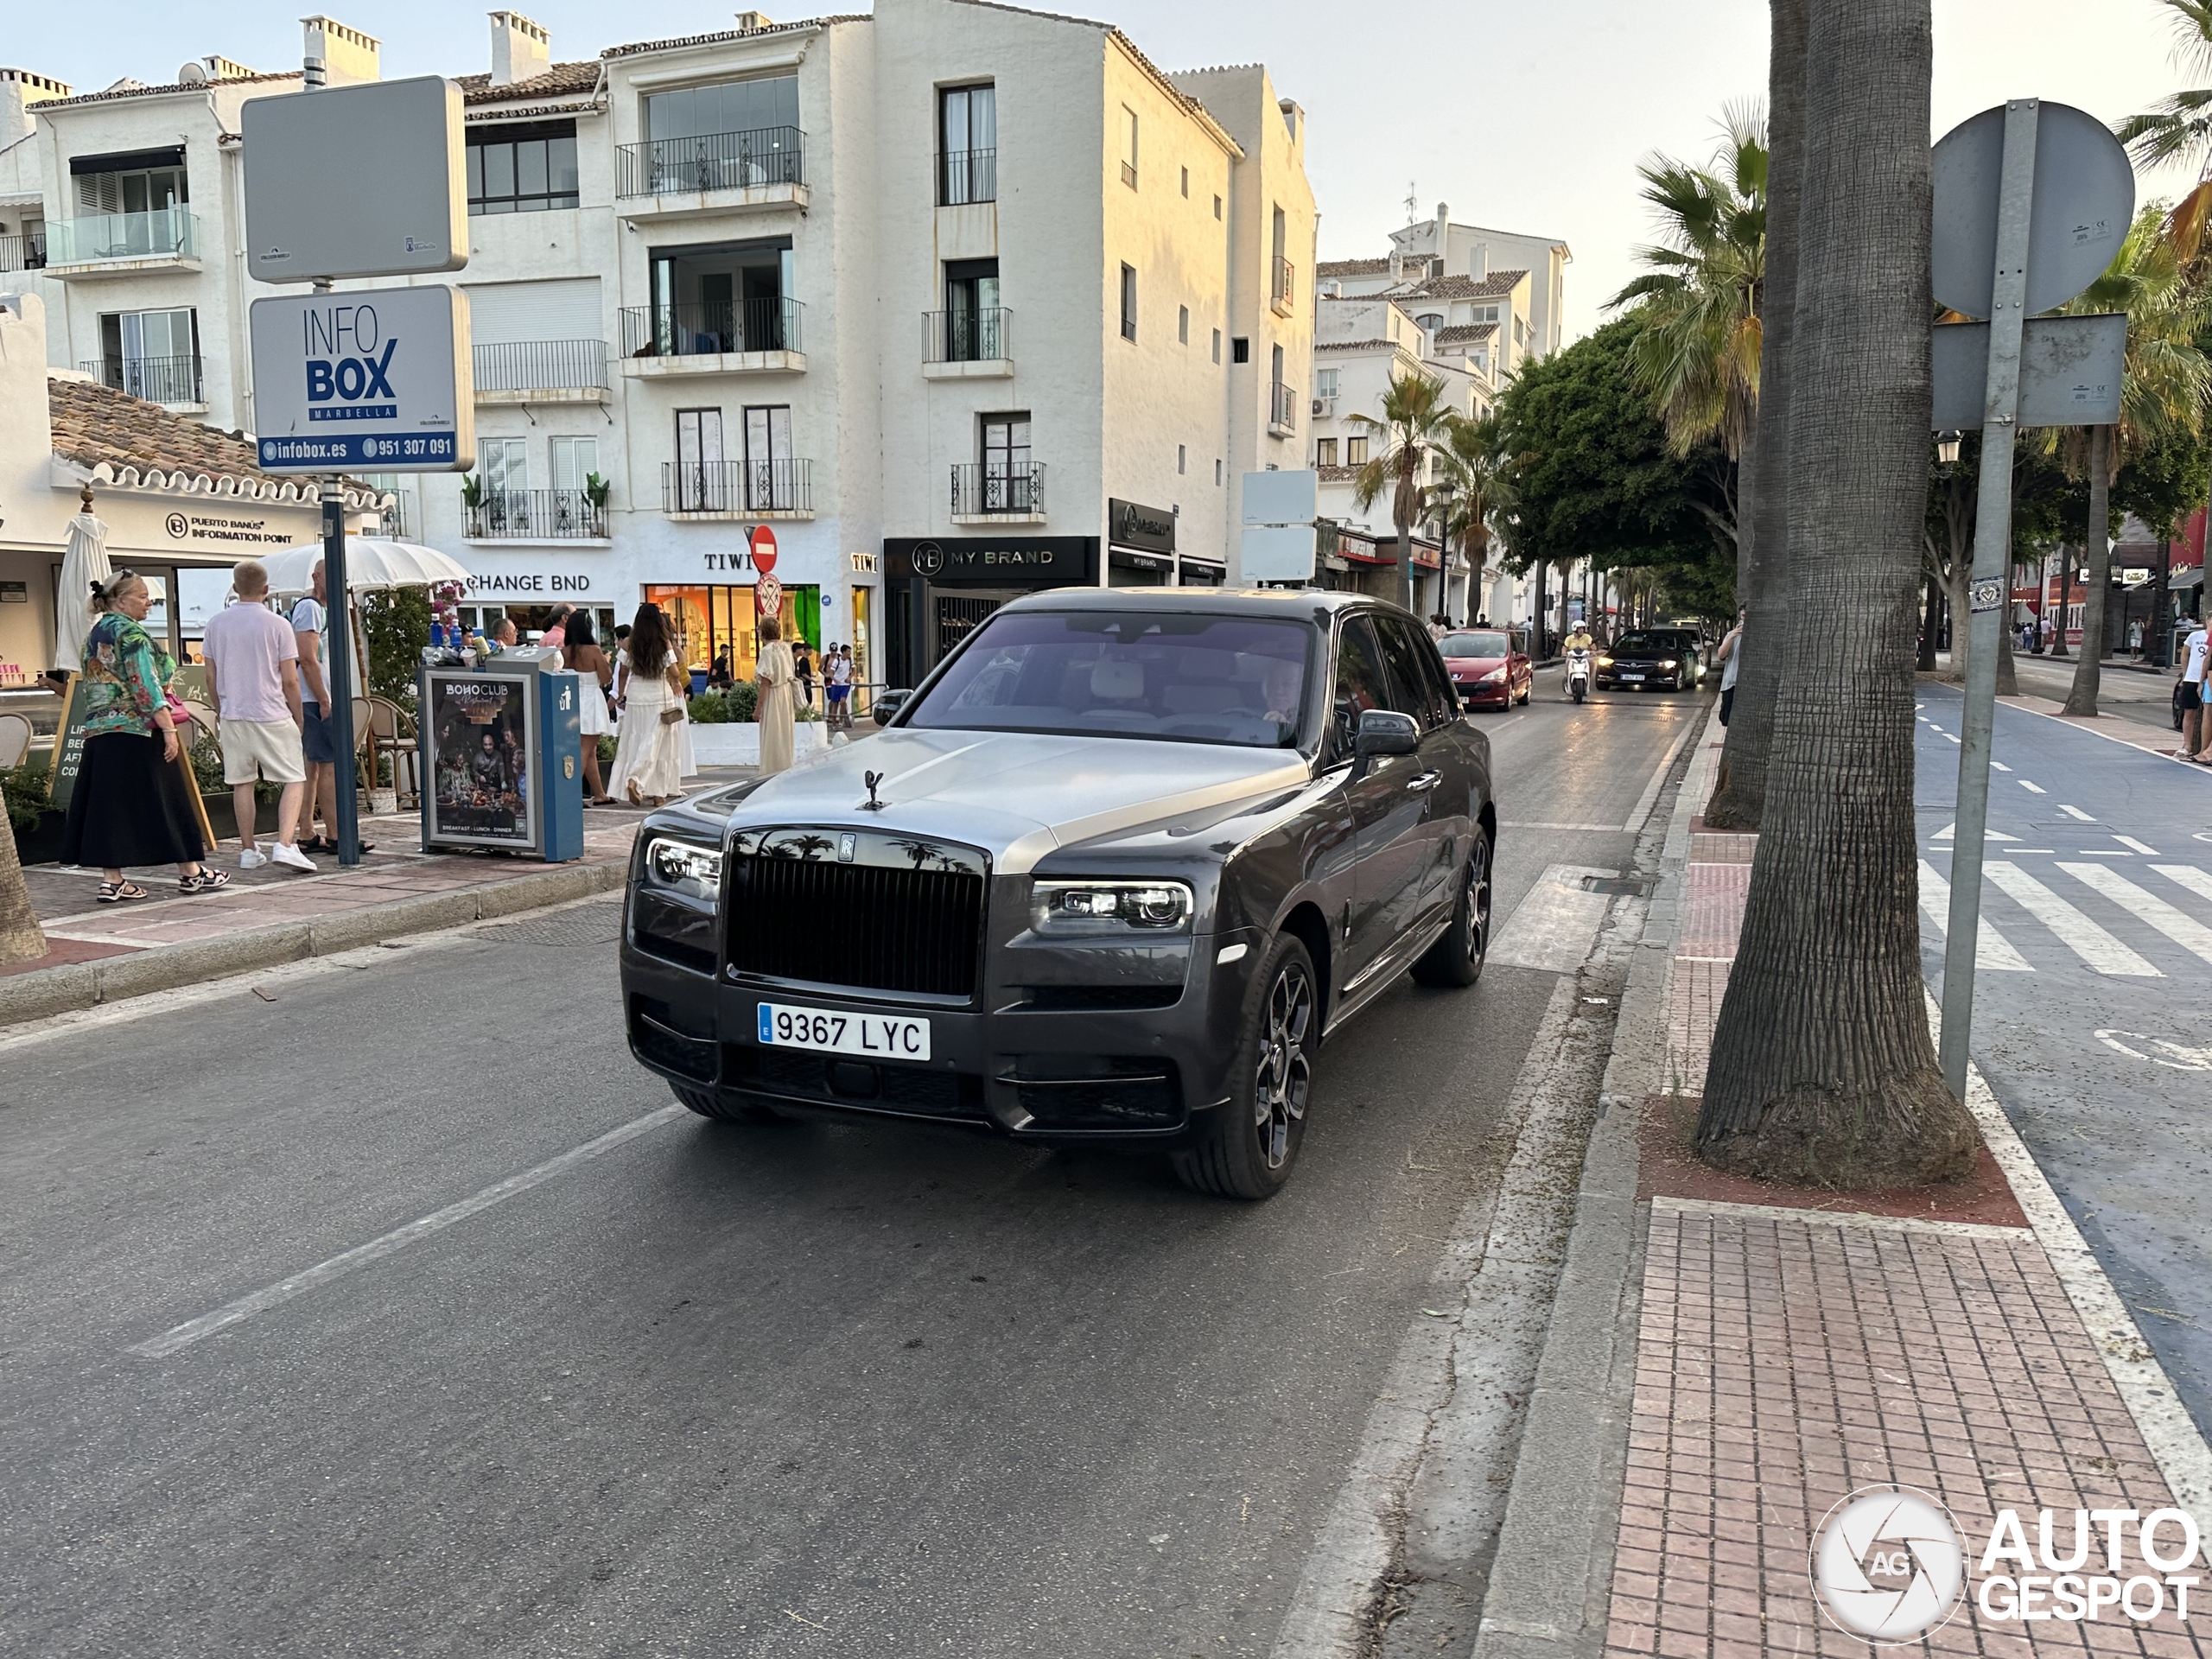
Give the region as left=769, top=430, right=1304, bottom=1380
left=1407, top=771, right=1443, bottom=793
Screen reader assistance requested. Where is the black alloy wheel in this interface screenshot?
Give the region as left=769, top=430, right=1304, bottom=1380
left=1172, top=935, right=1318, bottom=1200
left=1413, top=825, right=1491, bottom=988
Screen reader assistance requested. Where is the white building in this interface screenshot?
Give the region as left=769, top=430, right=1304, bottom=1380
left=0, top=0, right=1317, bottom=694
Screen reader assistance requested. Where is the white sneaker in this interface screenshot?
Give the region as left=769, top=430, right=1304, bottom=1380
left=268, top=842, right=316, bottom=873
left=238, top=847, right=269, bottom=870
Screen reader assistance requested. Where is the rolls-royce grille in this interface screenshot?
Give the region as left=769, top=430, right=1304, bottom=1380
left=728, top=851, right=985, bottom=998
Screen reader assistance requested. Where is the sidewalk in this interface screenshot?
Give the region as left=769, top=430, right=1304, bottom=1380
left=1482, top=724, right=2212, bottom=1659
left=0, top=799, right=658, bottom=1026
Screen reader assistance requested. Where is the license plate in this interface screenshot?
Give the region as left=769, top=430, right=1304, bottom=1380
left=1620, top=672, right=1645, bottom=682
left=757, top=1001, right=931, bottom=1061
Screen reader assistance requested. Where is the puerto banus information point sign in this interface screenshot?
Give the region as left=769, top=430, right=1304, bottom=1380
left=248, top=287, right=473, bottom=474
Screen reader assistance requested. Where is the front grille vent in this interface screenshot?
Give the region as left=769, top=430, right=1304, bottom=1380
left=728, top=848, right=985, bottom=999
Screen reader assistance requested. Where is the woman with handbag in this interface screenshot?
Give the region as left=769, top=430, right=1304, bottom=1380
left=61, top=569, right=226, bottom=900
left=607, top=602, right=686, bottom=807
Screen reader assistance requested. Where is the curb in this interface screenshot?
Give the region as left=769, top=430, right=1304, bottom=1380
left=1472, top=712, right=1714, bottom=1659
left=0, top=860, right=627, bottom=1028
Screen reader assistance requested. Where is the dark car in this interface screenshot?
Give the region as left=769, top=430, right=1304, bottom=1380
left=1439, top=627, right=1533, bottom=709
left=1594, top=629, right=1699, bottom=692
left=620, top=589, right=1497, bottom=1200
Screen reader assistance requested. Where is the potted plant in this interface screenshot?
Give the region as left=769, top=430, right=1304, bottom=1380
left=583, top=472, right=612, bottom=535
left=460, top=472, right=484, bottom=536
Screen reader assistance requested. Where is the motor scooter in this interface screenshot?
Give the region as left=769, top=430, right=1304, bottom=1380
left=1566, top=646, right=1592, bottom=704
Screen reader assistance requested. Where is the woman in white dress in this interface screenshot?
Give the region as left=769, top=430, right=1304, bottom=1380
left=607, top=602, right=686, bottom=806
left=563, top=610, right=616, bottom=805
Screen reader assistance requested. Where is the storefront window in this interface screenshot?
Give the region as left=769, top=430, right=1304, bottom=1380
left=847, top=586, right=873, bottom=713
left=643, top=583, right=817, bottom=685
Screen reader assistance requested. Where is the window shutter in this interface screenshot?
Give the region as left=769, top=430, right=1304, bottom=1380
left=461, top=277, right=601, bottom=345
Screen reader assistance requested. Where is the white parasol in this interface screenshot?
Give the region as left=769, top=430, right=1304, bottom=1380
left=53, top=493, right=111, bottom=671
left=260, top=537, right=472, bottom=594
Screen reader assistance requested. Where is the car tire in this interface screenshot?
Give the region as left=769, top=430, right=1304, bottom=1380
left=1412, top=825, right=1491, bottom=988
left=1171, top=934, right=1319, bottom=1201
left=671, top=1082, right=785, bottom=1123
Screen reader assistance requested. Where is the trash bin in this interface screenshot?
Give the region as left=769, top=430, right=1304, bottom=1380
left=418, top=658, right=584, bottom=861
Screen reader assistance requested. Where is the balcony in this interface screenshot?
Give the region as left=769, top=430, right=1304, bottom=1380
left=922, top=307, right=1013, bottom=379
left=0, top=231, right=46, bottom=272
left=80, top=354, right=205, bottom=409
left=617, top=299, right=805, bottom=378
left=939, top=149, right=997, bottom=207
left=950, top=461, right=1046, bottom=524
left=615, top=127, right=808, bottom=217
left=471, top=339, right=609, bottom=404
left=464, top=488, right=609, bottom=543
left=1272, top=255, right=1296, bottom=317
left=1269, top=381, right=1299, bottom=437
left=661, top=459, right=814, bottom=520
left=44, top=207, right=200, bottom=276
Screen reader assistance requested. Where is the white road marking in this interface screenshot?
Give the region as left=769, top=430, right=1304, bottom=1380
left=2060, top=863, right=2212, bottom=967
left=1943, top=733, right=1961, bottom=744
left=1931, top=823, right=2017, bottom=842
left=1984, top=862, right=2161, bottom=976
left=1991, top=761, right=2012, bottom=772
left=129, top=1104, right=687, bottom=1360
left=2157, top=864, right=2212, bottom=905
left=2097, top=1029, right=2212, bottom=1071
left=2060, top=804, right=2096, bottom=822
left=1501, top=821, right=1623, bottom=833
left=1916, top=860, right=2032, bottom=971
left=2117, top=836, right=2162, bottom=856
left=2019, top=779, right=2047, bottom=793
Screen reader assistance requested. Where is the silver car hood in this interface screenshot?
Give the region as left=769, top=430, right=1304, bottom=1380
left=720, top=728, right=1313, bottom=874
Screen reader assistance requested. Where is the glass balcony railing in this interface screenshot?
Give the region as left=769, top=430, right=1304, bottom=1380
left=47, top=207, right=199, bottom=265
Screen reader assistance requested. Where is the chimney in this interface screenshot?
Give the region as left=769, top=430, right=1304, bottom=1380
left=203, top=55, right=261, bottom=80
left=300, top=16, right=381, bottom=87
left=734, top=10, right=776, bottom=29
left=1471, top=242, right=1488, bottom=281
left=1433, top=200, right=1449, bottom=257
left=1389, top=248, right=1402, bottom=283
left=0, top=67, right=70, bottom=144
left=490, top=11, right=551, bottom=87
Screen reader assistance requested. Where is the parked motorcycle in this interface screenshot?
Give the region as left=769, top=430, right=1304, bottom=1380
left=1567, top=646, right=1592, bottom=704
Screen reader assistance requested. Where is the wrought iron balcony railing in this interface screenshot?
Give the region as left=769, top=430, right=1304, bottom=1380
left=81, top=354, right=204, bottom=405
left=620, top=298, right=803, bottom=359
left=662, top=458, right=813, bottom=515
left=464, top=488, right=607, bottom=539
left=923, top=306, right=1010, bottom=364
left=939, top=148, right=997, bottom=206
left=0, top=231, right=46, bottom=271
left=472, top=339, right=608, bottom=395
left=950, top=461, right=1045, bottom=516
left=616, top=126, right=804, bottom=198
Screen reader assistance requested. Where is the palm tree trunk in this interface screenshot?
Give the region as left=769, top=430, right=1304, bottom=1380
left=1395, top=520, right=1414, bottom=613
left=1702, top=0, right=1803, bottom=831
left=2049, top=544, right=2073, bottom=656
left=1996, top=604, right=2018, bottom=696
left=1917, top=567, right=1940, bottom=670
left=2063, top=426, right=2113, bottom=715
left=1944, top=554, right=1972, bottom=683
left=1695, top=0, right=1974, bottom=1185
left=0, top=782, right=49, bottom=965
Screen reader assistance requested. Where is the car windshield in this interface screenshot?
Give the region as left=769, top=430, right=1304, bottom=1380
left=1610, top=633, right=1670, bottom=655
left=1440, top=631, right=1510, bottom=658
left=906, top=610, right=1316, bottom=747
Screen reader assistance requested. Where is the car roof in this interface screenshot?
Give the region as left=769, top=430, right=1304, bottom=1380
left=995, top=587, right=1406, bottom=623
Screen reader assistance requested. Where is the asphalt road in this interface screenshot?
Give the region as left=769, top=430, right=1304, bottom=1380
left=2005, top=651, right=2183, bottom=734
left=0, top=682, right=1702, bottom=1659
left=1916, top=685, right=2212, bottom=1441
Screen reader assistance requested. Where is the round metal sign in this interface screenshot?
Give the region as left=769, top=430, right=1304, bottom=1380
left=748, top=524, right=779, bottom=575
left=755, top=572, right=783, bottom=616
left=1931, top=101, right=2133, bottom=319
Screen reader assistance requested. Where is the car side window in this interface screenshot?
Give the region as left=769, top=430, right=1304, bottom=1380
left=1332, top=616, right=1393, bottom=757
left=1376, top=614, right=1451, bottom=731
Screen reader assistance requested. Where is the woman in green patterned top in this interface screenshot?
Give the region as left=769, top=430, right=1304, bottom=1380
left=60, top=570, right=226, bottom=901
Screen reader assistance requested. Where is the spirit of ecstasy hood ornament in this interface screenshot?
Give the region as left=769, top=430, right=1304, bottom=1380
left=860, top=769, right=887, bottom=811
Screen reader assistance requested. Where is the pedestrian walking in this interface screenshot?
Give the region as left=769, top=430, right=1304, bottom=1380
left=61, top=569, right=226, bottom=900
left=1715, top=606, right=1745, bottom=727
left=756, top=614, right=798, bottom=776
left=793, top=636, right=817, bottom=709
left=825, top=642, right=853, bottom=729
left=538, top=603, right=571, bottom=652
left=2178, top=614, right=2208, bottom=763
left=607, top=602, right=686, bottom=806
left=563, top=609, right=617, bottom=805
left=200, top=558, right=315, bottom=872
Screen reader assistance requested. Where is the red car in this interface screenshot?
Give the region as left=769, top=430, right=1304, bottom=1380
left=1440, top=627, right=1533, bottom=709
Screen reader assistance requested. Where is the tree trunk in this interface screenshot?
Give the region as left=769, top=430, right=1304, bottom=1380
left=2063, top=426, right=2112, bottom=716
left=1996, top=605, right=2018, bottom=696
left=0, top=782, right=49, bottom=966
left=2146, top=535, right=2171, bottom=668
left=1395, top=520, right=1414, bottom=614
left=1943, top=553, right=1972, bottom=683
left=1702, top=0, right=1804, bottom=831
left=1695, top=0, right=1974, bottom=1186
left=2049, top=545, right=2073, bottom=657
left=1917, top=568, right=1940, bottom=670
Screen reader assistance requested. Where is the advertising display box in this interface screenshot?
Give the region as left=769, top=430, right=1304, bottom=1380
left=418, top=658, right=583, bottom=861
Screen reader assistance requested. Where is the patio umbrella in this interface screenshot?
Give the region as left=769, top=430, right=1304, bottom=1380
left=53, top=497, right=111, bottom=671
left=260, top=537, right=471, bottom=594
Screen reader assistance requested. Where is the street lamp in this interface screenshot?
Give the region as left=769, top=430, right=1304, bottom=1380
left=1936, top=429, right=1963, bottom=465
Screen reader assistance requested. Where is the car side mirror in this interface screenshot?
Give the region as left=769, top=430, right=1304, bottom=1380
left=874, top=689, right=912, bottom=722
left=1353, top=709, right=1420, bottom=757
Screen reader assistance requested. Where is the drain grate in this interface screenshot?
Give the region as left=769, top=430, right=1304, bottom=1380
left=1578, top=874, right=1656, bottom=897
left=476, top=898, right=623, bottom=947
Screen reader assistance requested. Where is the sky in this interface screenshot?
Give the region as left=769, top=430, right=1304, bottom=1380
left=9, top=0, right=2203, bottom=340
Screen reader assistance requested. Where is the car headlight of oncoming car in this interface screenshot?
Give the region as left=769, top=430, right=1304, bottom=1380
left=1031, top=879, right=1195, bottom=936
left=1659, top=658, right=1678, bottom=670
left=1596, top=655, right=1614, bottom=667
left=645, top=836, right=722, bottom=898
left=1482, top=666, right=1508, bottom=683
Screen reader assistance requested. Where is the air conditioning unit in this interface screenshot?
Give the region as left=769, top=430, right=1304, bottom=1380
left=1311, top=396, right=1334, bottom=417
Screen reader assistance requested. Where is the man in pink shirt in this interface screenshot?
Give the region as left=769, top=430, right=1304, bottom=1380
left=200, top=559, right=315, bottom=872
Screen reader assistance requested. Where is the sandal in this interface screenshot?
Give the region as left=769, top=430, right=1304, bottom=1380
left=95, top=880, right=149, bottom=904
left=179, top=869, right=232, bottom=895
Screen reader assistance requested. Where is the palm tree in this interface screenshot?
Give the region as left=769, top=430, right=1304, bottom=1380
left=0, top=782, right=48, bottom=965
left=1696, top=0, right=1977, bottom=1187
left=2116, top=2, right=2212, bottom=264
left=2044, top=207, right=2212, bottom=715
left=1349, top=372, right=1456, bottom=613
left=1431, top=412, right=1513, bottom=626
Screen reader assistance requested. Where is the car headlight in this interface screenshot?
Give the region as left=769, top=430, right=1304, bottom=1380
left=1596, top=655, right=1613, bottom=667
left=1483, top=667, right=1507, bottom=683
left=1659, top=658, right=1678, bottom=670
left=645, top=836, right=722, bottom=896
left=1032, top=879, right=1194, bottom=936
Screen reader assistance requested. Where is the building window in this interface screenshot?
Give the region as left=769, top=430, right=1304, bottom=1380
left=1316, top=368, right=1338, bottom=399
left=1212, top=194, right=1223, bottom=220
left=647, top=76, right=799, bottom=144
left=942, top=257, right=1002, bottom=360
left=1179, top=165, right=1189, bottom=198
left=1514, top=315, right=1526, bottom=347
left=1178, top=305, right=1189, bottom=346
left=1215, top=458, right=1224, bottom=486
left=1211, top=328, right=1222, bottom=364
left=1119, top=106, right=1138, bottom=189
left=1346, top=435, right=1369, bottom=465
left=480, top=436, right=529, bottom=494
left=674, top=407, right=724, bottom=512
left=742, top=404, right=796, bottom=508
left=1417, top=312, right=1443, bottom=338
left=550, top=435, right=599, bottom=493
left=939, top=82, right=997, bottom=206
left=467, top=119, right=580, bottom=215
left=73, top=154, right=187, bottom=217
left=92, top=307, right=200, bottom=403
left=1316, top=438, right=1338, bottom=467
left=1178, top=443, right=1187, bottom=474
left=1230, top=336, right=1250, bottom=365
left=1120, top=264, right=1137, bottom=342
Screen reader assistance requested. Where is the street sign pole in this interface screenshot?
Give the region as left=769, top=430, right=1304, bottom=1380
left=321, top=479, right=360, bottom=868
left=1938, top=99, right=2039, bottom=1099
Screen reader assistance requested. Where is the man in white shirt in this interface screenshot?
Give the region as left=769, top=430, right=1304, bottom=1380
left=2179, top=615, right=2209, bottom=761
left=1716, top=607, right=1746, bottom=727
left=202, top=559, right=315, bottom=872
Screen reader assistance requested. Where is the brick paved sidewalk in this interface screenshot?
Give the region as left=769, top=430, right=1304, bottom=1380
left=1604, top=728, right=2208, bottom=1659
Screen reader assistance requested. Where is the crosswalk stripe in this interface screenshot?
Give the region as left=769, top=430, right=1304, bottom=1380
left=2059, top=804, right=2095, bottom=822
left=1918, top=860, right=2033, bottom=972
left=1985, top=861, right=2162, bottom=976
left=2059, top=863, right=2212, bottom=967
left=2156, top=864, right=2212, bottom=905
